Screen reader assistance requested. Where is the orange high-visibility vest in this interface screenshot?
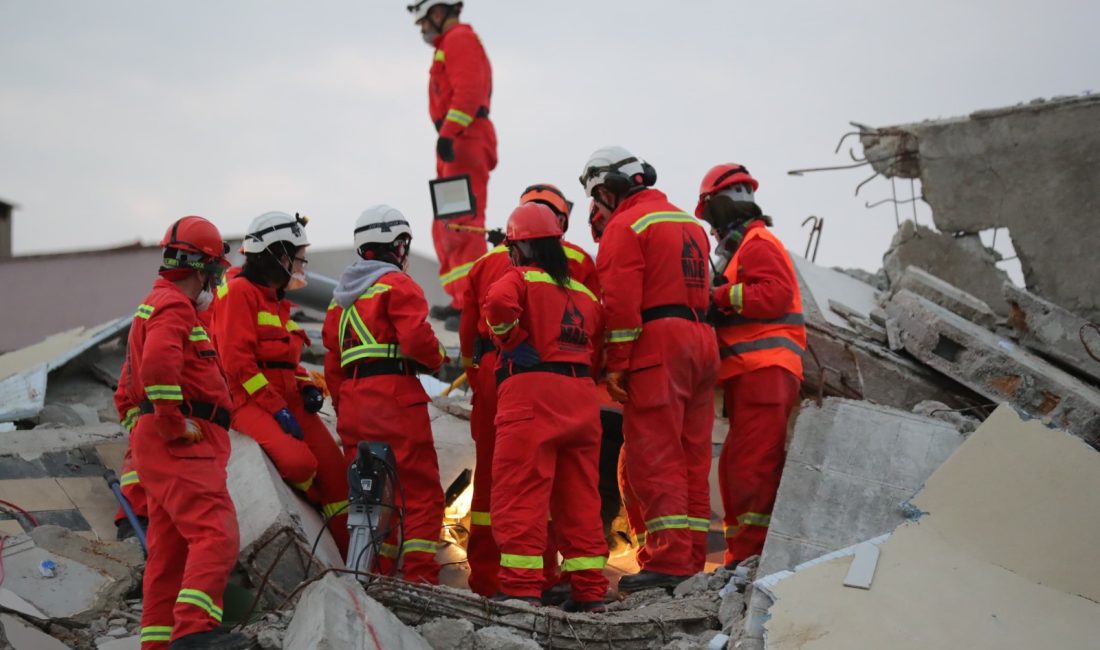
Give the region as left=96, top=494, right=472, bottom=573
left=716, top=227, right=806, bottom=380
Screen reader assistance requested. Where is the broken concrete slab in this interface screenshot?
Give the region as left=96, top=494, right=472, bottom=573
left=0, top=423, right=122, bottom=461
left=0, top=613, right=73, bottom=650
left=0, top=525, right=141, bottom=624
left=474, top=626, right=541, bottom=650
left=283, top=573, right=432, bottom=650
left=759, top=398, right=962, bottom=577
left=225, top=432, right=343, bottom=603
left=896, top=265, right=997, bottom=328
left=1005, top=282, right=1100, bottom=384
left=95, top=636, right=140, bottom=650
left=791, top=254, right=880, bottom=335
left=762, top=405, right=1100, bottom=649
left=862, top=95, right=1100, bottom=322
left=418, top=617, right=475, bottom=650
left=882, top=221, right=1010, bottom=317
left=887, top=289, right=1100, bottom=444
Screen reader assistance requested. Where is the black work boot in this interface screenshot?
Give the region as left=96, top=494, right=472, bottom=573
left=561, top=598, right=608, bottom=613
left=541, top=582, right=572, bottom=606
left=616, top=570, right=689, bottom=593
left=168, top=630, right=252, bottom=649
left=430, top=304, right=461, bottom=320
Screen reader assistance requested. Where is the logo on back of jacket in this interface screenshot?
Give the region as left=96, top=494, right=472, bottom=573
left=559, top=303, right=588, bottom=350
left=681, top=229, right=707, bottom=289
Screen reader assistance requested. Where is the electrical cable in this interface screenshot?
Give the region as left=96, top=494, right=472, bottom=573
left=0, top=499, right=40, bottom=528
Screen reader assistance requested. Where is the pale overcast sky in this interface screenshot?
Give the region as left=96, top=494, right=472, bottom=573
left=2, top=0, right=1097, bottom=277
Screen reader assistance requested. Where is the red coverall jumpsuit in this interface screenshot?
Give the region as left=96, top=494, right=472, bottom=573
left=322, top=271, right=446, bottom=584
left=117, top=279, right=239, bottom=649
left=212, top=275, right=349, bottom=553
left=429, top=22, right=496, bottom=308
left=597, top=189, right=719, bottom=576
left=711, top=222, right=805, bottom=564
left=485, top=266, right=608, bottom=602
left=112, top=400, right=148, bottom=528
left=458, top=242, right=599, bottom=597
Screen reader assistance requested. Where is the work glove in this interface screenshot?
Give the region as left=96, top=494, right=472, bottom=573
left=274, top=408, right=304, bottom=440
left=606, top=371, right=629, bottom=404
left=153, top=411, right=186, bottom=442
left=181, top=419, right=203, bottom=444
left=436, top=136, right=456, bottom=163
left=301, top=386, right=325, bottom=414
left=502, top=342, right=541, bottom=368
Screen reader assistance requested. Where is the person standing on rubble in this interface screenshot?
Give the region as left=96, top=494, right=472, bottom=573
left=580, top=146, right=719, bottom=592
left=483, top=202, right=609, bottom=611
left=322, top=205, right=447, bottom=584
left=211, top=212, right=349, bottom=554
left=117, top=216, right=248, bottom=650
left=458, top=183, right=600, bottom=601
left=696, top=163, right=806, bottom=567
left=408, top=0, right=497, bottom=330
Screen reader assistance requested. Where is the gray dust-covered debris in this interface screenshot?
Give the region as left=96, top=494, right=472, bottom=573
left=1005, top=282, right=1100, bottom=384
left=895, top=265, right=998, bottom=329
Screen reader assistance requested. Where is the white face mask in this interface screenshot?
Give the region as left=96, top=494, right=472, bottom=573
left=195, top=289, right=214, bottom=312
left=287, top=272, right=308, bottom=291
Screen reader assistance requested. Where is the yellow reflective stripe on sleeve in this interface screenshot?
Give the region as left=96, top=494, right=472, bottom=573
left=215, top=276, right=229, bottom=299
left=737, top=512, right=771, bottom=527
left=120, top=471, right=140, bottom=487
left=243, top=372, right=269, bottom=395
left=440, top=262, right=474, bottom=287
left=176, top=588, right=223, bottom=622
left=145, top=385, right=183, bottom=401
left=322, top=500, right=348, bottom=519
left=688, top=516, right=710, bottom=533
left=488, top=319, right=518, bottom=336
left=379, top=543, right=400, bottom=559
left=520, top=270, right=598, bottom=302
left=121, top=406, right=140, bottom=432
left=630, top=211, right=699, bottom=234
left=140, top=626, right=173, bottom=642
left=730, top=283, right=744, bottom=313
left=445, top=108, right=474, bottom=127
left=645, top=515, right=690, bottom=533
left=500, top=553, right=544, bottom=569
left=135, top=304, right=155, bottom=320
left=562, top=245, right=586, bottom=263
left=434, top=49, right=445, bottom=62
left=288, top=474, right=315, bottom=492
left=607, top=328, right=642, bottom=344
left=286, top=320, right=302, bottom=332
left=189, top=326, right=210, bottom=342
left=257, top=311, right=282, bottom=328
left=470, top=511, right=491, bottom=526
left=561, top=555, right=608, bottom=572
left=402, top=539, right=439, bottom=555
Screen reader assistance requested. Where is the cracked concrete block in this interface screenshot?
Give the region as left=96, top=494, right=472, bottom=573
left=418, top=617, right=475, bottom=650
left=863, top=95, right=1100, bottom=322
left=0, top=613, right=73, bottom=649
left=0, top=526, right=141, bottom=624
left=225, top=432, right=343, bottom=601
left=95, top=636, right=140, bottom=650
left=887, top=289, right=1100, bottom=444
left=1005, top=282, right=1100, bottom=384
left=897, top=265, right=998, bottom=328
left=760, top=399, right=962, bottom=577
left=473, top=626, right=541, bottom=650
left=283, top=573, right=432, bottom=650
left=883, top=222, right=1010, bottom=317
left=0, top=423, right=123, bottom=461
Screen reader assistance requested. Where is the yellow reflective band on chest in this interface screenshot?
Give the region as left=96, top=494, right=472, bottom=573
left=562, top=245, right=586, bottom=263
left=257, top=311, right=282, bottom=328
left=521, top=270, right=598, bottom=302
left=440, top=262, right=474, bottom=286
left=630, top=211, right=698, bottom=234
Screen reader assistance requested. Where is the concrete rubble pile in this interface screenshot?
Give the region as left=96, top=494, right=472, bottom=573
left=2, top=96, right=1098, bottom=649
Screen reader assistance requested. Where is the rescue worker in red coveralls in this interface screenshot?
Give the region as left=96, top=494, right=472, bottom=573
left=212, top=212, right=349, bottom=554
left=111, top=402, right=148, bottom=541
left=323, top=205, right=447, bottom=583
left=117, top=216, right=248, bottom=650
left=484, top=202, right=609, bottom=612
left=458, top=184, right=599, bottom=601
left=408, top=0, right=496, bottom=329
left=580, top=146, right=719, bottom=593
left=696, top=163, right=806, bottom=566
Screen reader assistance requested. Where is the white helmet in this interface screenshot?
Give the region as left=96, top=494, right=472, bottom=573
left=242, top=211, right=310, bottom=254
left=578, top=145, right=655, bottom=197
left=407, top=0, right=460, bottom=22
left=355, top=204, right=413, bottom=251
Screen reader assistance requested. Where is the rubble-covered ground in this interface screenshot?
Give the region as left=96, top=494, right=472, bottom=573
left=2, top=95, right=1099, bottom=649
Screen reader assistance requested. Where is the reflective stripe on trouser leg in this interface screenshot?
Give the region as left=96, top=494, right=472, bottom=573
left=467, top=353, right=501, bottom=597
left=176, top=588, right=223, bottom=623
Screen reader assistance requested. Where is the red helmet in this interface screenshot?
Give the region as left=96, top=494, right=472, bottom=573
left=160, top=216, right=228, bottom=260
left=505, top=202, right=563, bottom=242
left=519, top=183, right=573, bottom=229
left=695, top=163, right=759, bottom=218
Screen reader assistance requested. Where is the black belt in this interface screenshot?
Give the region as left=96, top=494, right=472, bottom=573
left=641, top=305, right=708, bottom=323
left=496, top=362, right=589, bottom=385
left=348, top=358, right=423, bottom=379
left=138, top=400, right=231, bottom=430
left=258, top=361, right=296, bottom=370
